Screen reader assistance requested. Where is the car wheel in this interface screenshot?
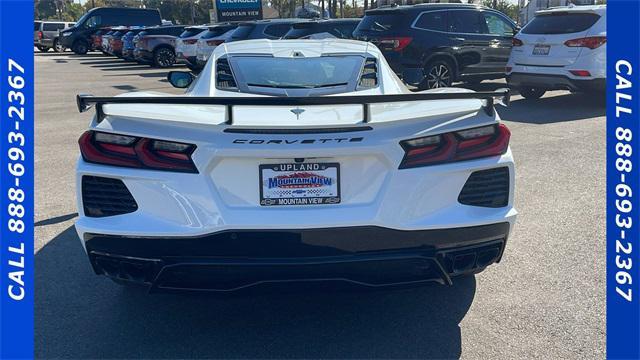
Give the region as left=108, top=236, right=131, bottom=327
left=422, top=60, right=454, bottom=89
left=36, top=46, right=49, bottom=52
left=53, top=39, right=65, bottom=53
left=153, top=47, right=175, bottom=68
left=519, top=87, right=546, bottom=100
left=72, top=41, right=89, bottom=55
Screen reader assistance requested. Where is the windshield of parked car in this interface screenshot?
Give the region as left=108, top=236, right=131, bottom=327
left=230, top=55, right=362, bottom=89
left=522, top=12, right=600, bottom=34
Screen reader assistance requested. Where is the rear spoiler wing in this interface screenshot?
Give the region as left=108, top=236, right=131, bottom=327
left=76, top=89, right=510, bottom=124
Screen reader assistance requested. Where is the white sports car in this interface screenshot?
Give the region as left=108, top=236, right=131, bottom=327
left=75, top=39, right=516, bottom=292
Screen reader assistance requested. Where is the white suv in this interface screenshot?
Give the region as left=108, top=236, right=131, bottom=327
left=507, top=5, right=606, bottom=99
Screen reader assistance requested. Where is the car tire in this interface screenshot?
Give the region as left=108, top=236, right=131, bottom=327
left=519, top=87, right=546, bottom=100
left=36, top=46, right=49, bottom=52
left=421, top=60, right=454, bottom=89
left=153, top=47, right=175, bottom=68
left=72, top=40, right=89, bottom=55
left=53, top=39, right=65, bottom=53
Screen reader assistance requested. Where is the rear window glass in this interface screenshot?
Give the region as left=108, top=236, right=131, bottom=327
left=231, top=24, right=255, bottom=39
left=34, top=22, right=41, bottom=31
left=180, top=28, right=205, bottom=38
left=43, top=23, right=65, bottom=31
left=231, top=56, right=363, bottom=89
left=522, top=13, right=600, bottom=34
left=414, top=11, right=447, bottom=31
left=356, top=14, right=407, bottom=32
left=203, top=26, right=236, bottom=39
left=263, top=23, right=293, bottom=37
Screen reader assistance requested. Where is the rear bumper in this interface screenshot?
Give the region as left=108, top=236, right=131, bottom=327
left=84, top=222, right=510, bottom=292
left=507, top=72, right=606, bottom=92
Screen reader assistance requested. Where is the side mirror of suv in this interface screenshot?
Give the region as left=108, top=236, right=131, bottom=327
left=167, top=71, right=194, bottom=88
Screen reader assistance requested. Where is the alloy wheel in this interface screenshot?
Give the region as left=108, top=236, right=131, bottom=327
left=426, top=64, right=452, bottom=89
left=156, top=48, right=175, bottom=68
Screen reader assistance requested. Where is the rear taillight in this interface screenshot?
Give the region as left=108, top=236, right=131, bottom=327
left=38, top=31, right=43, bottom=39
left=564, top=36, right=606, bottom=49
left=569, top=70, right=592, bottom=77
left=512, top=38, right=523, bottom=47
left=505, top=66, right=513, bottom=73
left=79, top=131, right=198, bottom=173
left=399, top=124, right=510, bottom=169
left=379, top=37, right=412, bottom=52
left=206, top=39, right=225, bottom=46
left=183, top=39, right=198, bottom=45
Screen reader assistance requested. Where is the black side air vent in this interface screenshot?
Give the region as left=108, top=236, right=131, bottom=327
left=458, top=167, right=510, bottom=208
left=82, top=176, right=138, bottom=217
left=216, top=58, right=238, bottom=90
left=358, top=57, right=378, bottom=89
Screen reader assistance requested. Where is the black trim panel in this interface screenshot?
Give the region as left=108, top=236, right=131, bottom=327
left=84, top=222, right=510, bottom=258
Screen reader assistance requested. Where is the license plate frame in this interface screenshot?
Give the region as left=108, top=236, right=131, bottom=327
left=532, top=44, right=550, bottom=56
left=259, top=162, right=341, bottom=206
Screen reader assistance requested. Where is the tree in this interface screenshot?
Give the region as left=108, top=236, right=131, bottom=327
left=482, top=0, right=518, bottom=22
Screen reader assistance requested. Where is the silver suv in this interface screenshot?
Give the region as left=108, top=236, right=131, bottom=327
left=34, top=21, right=75, bottom=52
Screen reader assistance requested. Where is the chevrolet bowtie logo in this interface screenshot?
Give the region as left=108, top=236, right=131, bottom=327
left=290, top=107, right=305, bottom=120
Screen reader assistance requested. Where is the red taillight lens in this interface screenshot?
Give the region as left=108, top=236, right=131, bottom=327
left=183, top=39, right=198, bottom=45
left=399, top=124, right=510, bottom=169
left=564, top=36, right=606, bottom=49
left=379, top=37, right=412, bottom=52
left=512, top=38, right=523, bottom=47
left=569, top=70, right=592, bottom=77
left=79, top=131, right=198, bottom=173
left=206, top=39, right=225, bottom=46
left=38, top=31, right=43, bottom=39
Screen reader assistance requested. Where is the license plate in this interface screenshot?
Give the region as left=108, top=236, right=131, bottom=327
left=259, top=163, right=340, bottom=206
left=532, top=44, right=550, bottom=56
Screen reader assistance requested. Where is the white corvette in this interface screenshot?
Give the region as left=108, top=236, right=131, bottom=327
left=75, top=39, right=516, bottom=291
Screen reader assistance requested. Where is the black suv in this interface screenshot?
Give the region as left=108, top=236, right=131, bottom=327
left=283, top=18, right=361, bottom=39
left=353, top=4, right=517, bottom=89
left=59, top=7, right=162, bottom=54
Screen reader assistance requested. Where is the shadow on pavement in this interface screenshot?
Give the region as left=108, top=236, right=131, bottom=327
left=36, top=226, right=476, bottom=359
left=499, top=92, right=605, bottom=124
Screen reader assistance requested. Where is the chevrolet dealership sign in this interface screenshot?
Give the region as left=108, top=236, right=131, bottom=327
left=214, top=0, right=263, bottom=22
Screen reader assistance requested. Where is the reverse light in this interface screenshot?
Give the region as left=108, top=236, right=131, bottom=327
left=379, top=37, right=413, bottom=52
left=399, top=124, right=511, bottom=169
left=79, top=131, right=198, bottom=173
left=512, top=38, right=523, bottom=47
left=564, top=36, right=606, bottom=49
left=206, top=39, right=225, bottom=46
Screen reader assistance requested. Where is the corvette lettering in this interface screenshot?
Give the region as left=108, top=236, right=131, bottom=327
left=233, top=137, right=363, bottom=145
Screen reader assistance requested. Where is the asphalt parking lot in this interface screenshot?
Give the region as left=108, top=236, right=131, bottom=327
left=35, top=51, right=605, bottom=359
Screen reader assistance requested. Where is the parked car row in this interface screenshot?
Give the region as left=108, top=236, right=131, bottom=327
left=43, top=3, right=606, bottom=96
